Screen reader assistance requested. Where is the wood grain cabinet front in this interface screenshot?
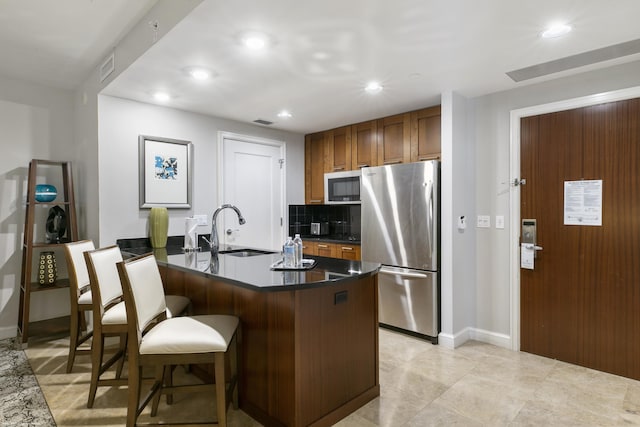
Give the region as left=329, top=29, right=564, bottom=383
left=326, top=126, right=352, bottom=172
left=377, top=113, right=411, bottom=165
left=305, top=132, right=327, bottom=204
left=316, top=243, right=336, bottom=258
left=351, top=120, right=378, bottom=169
left=410, top=105, right=441, bottom=162
left=337, top=244, right=361, bottom=260
left=303, top=242, right=361, bottom=260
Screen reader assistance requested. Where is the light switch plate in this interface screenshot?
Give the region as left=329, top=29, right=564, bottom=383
left=477, top=215, right=491, bottom=228
left=194, top=215, right=208, bottom=226
left=495, top=215, right=505, bottom=229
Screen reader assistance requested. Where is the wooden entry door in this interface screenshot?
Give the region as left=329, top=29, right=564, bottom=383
left=520, top=97, right=640, bottom=380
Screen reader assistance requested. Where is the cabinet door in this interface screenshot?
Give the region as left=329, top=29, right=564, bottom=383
left=316, top=243, right=336, bottom=258
left=338, top=244, right=361, bottom=260
left=327, top=126, right=351, bottom=172
left=305, top=132, right=327, bottom=204
left=378, top=113, right=411, bottom=165
left=302, top=241, right=317, bottom=256
left=351, top=121, right=378, bottom=169
left=410, top=106, right=441, bottom=162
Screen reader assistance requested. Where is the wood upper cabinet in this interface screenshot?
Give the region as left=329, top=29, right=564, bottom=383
left=304, top=105, right=441, bottom=203
left=351, top=120, right=378, bottom=169
left=410, top=106, right=441, bottom=161
left=377, top=113, right=411, bottom=165
left=305, top=132, right=327, bottom=204
left=326, top=126, right=352, bottom=172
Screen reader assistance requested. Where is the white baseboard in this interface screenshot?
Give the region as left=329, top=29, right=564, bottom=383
left=439, top=327, right=512, bottom=350
left=469, top=327, right=512, bottom=349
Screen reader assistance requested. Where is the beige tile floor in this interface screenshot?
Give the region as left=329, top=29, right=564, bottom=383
left=25, top=328, right=640, bottom=426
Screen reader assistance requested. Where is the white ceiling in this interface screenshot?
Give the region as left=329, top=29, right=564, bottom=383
left=3, top=1, right=640, bottom=134
left=0, top=0, right=157, bottom=90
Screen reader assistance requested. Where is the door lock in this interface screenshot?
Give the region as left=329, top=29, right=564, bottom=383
left=521, top=219, right=542, bottom=270
left=522, top=219, right=537, bottom=246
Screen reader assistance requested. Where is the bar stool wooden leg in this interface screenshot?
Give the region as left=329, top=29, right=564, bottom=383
left=115, top=333, right=127, bottom=379
left=214, top=352, right=227, bottom=427
left=66, top=316, right=79, bottom=373
left=87, top=334, right=104, bottom=408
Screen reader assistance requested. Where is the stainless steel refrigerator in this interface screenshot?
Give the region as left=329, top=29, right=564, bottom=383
left=361, top=161, right=439, bottom=343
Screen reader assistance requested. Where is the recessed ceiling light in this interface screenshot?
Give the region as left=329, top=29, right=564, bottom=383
left=153, top=92, right=170, bottom=102
left=277, top=110, right=292, bottom=118
left=242, top=32, right=268, bottom=50
left=189, top=68, right=211, bottom=80
left=541, top=23, right=572, bottom=39
left=365, top=81, right=383, bottom=94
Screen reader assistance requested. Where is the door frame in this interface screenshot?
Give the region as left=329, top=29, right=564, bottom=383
left=508, top=85, right=640, bottom=351
left=217, top=131, right=287, bottom=248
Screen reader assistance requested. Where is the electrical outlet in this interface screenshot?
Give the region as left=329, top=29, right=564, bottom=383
left=477, top=215, right=491, bottom=228
left=194, top=215, right=208, bottom=226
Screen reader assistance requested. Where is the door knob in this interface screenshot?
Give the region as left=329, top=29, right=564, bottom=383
left=226, top=228, right=239, bottom=235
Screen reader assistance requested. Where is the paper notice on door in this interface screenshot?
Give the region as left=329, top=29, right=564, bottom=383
left=521, top=243, right=534, bottom=270
left=564, top=180, right=602, bottom=226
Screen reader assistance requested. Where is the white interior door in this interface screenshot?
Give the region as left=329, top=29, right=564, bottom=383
left=219, top=134, right=284, bottom=251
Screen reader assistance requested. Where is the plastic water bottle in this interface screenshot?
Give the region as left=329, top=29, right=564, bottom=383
left=293, top=234, right=303, bottom=267
left=283, top=236, right=295, bottom=268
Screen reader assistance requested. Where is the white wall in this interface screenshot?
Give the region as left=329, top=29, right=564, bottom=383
left=74, top=0, right=204, bottom=244
left=473, top=59, right=640, bottom=348
left=439, top=91, right=477, bottom=348
left=97, top=95, right=305, bottom=246
left=0, top=75, right=75, bottom=338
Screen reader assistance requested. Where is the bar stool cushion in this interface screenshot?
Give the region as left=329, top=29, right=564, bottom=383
left=78, top=290, right=92, bottom=305
left=140, top=315, right=238, bottom=355
left=102, top=301, right=127, bottom=325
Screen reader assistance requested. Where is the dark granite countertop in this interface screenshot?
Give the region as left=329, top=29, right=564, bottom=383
left=117, top=237, right=378, bottom=292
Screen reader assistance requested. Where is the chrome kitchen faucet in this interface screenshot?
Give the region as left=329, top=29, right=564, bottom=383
left=203, top=204, right=246, bottom=256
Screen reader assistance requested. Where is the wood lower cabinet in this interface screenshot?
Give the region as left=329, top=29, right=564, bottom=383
left=305, top=132, right=327, bottom=204
left=378, top=113, right=411, bottom=165
left=304, top=241, right=360, bottom=260
left=316, top=242, right=336, bottom=258
left=158, top=265, right=379, bottom=427
left=410, top=105, right=441, bottom=161
left=337, top=244, right=361, bottom=260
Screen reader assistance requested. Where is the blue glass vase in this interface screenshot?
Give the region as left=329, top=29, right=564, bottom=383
left=35, top=184, right=57, bottom=202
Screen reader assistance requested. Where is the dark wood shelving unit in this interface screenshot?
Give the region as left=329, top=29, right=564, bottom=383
left=18, top=159, right=78, bottom=346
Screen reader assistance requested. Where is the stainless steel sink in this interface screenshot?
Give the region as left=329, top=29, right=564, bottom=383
left=218, top=248, right=276, bottom=257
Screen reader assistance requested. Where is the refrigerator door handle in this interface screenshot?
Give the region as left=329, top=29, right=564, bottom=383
left=379, top=267, right=428, bottom=280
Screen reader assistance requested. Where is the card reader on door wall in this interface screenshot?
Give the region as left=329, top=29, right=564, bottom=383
left=522, top=219, right=536, bottom=247
left=521, top=219, right=543, bottom=269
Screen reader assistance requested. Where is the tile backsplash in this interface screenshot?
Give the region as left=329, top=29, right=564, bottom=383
left=288, top=204, right=361, bottom=241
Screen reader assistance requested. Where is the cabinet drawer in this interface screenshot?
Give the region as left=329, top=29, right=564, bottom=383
left=303, top=242, right=361, bottom=260
left=337, top=244, right=361, bottom=260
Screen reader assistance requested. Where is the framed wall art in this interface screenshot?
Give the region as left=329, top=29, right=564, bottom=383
left=139, top=135, right=193, bottom=208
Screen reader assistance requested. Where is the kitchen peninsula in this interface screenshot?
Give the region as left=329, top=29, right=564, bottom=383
left=119, top=239, right=380, bottom=427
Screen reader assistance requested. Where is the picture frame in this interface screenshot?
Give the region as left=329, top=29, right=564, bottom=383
left=139, top=135, right=193, bottom=208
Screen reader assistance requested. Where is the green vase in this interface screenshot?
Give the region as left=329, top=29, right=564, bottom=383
left=149, top=207, right=169, bottom=248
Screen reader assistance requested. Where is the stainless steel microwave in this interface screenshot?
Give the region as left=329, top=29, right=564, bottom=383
left=324, top=170, right=361, bottom=204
